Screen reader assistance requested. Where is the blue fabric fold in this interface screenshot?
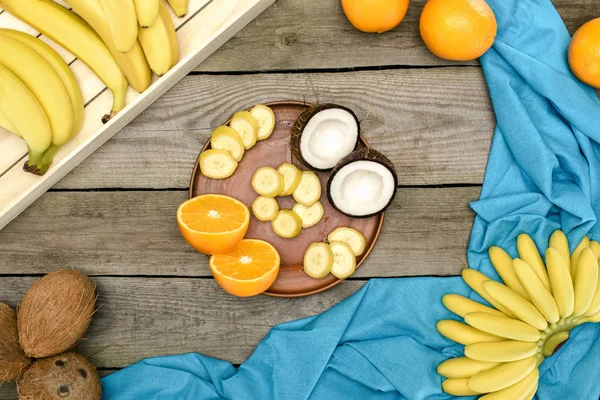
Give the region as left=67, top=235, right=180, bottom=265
left=102, top=0, right=600, bottom=398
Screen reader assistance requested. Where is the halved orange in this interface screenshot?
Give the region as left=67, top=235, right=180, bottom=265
left=177, top=194, right=250, bottom=255
left=210, top=239, right=280, bottom=297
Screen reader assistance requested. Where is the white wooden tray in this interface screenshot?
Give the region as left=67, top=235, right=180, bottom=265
left=0, top=0, right=274, bottom=230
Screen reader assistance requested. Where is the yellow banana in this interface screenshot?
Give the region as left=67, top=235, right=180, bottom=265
left=489, top=246, right=529, bottom=299
left=573, top=248, right=598, bottom=316
left=161, top=0, right=179, bottom=68
left=514, top=259, right=560, bottom=323
left=442, top=378, right=480, bottom=396
left=442, top=294, right=505, bottom=319
left=0, top=35, right=75, bottom=175
left=0, top=0, right=127, bottom=119
left=0, top=110, right=18, bottom=134
left=134, top=0, right=160, bottom=28
left=63, top=0, right=152, bottom=93
left=549, top=230, right=571, bottom=270
left=0, top=65, right=52, bottom=170
left=138, top=1, right=177, bottom=76
left=99, top=0, right=138, bottom=53
left=482, top=280, right=548, bottom=330
left=437, top=357, right=499, bottom=379
left=0, top=29, right=85, bottom=168
left=517, top=234, right=551, bottom=289
left=585, top=268, right=600, bottom=317
left=590, top=240, right=600, bottom=259
left=166, top=0, right=188, bottom=17
left=467, top=356, right=537, bottom=393
left=479, top=368, right=539, bottom=400
left=436, top=320, right=503, bottom=345
left=546, top=247, right=575, bottom=318
left=461, top=269, right=515, bottom=317
left=465, top=340, right=538, bottom=362
left=464, top=312, right=541, bottom=342
left=571, top=235, right=590, bottom=276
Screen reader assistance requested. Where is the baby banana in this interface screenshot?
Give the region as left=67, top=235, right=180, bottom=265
left=488, top=246, right=529, bottom=299
left=549, top=230, right=571, bottom=270
left=546, top=247, right=575, bottom=318
left=99, top=0, right=138, bottom=53
left=517, top=234, right=551, bottom=289
left=441, top=379, right=480, bottom=396
left=464, top=340, right=538, bottom=363
left=436, top=320, right=502, bottom=345
left=437, top=357, right=499, bottom=379
left=0, top=35, right=75, bottom=174
left=64, top=0, right=152, bottom=93
left=572, top=247, right=598, bottom=317
left=138, top=1, right=178, bottom=76
left=0, top=0, right=127, bottom=120
left=464, top=312, right=541, bottom=342
left=441, top=294, right=505, bottom=318
left=166, top=0, right=189, bottom=17
left=514, top=259, right=560, bottom=324
left=461, top=269, right=515, bottom=317
left=467, top=356, right=537, bottom=393
left=570, top=235, right=590, bottom=276
left=478, top=368, right=539, bottom=400
left=482, top=280, right=548, bottom=330
left=134, top=0, right=160, bottom=28
left=0, top=65, right=52, bottom=171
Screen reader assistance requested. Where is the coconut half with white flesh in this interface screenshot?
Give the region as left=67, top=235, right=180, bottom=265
left=291, top=104, right=360, bottom=171
left=327, top=148, right=398, bottom=218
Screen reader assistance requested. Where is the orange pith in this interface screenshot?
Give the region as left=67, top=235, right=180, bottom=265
left=420, top=0, right=497, bottom=61
left=177, top=195, right=250, bottom=255
left=210, top=239, right=280, bottom=297
left=569, top=18, right=600, bottom=89
left=341, top=0, right=410, bottom=34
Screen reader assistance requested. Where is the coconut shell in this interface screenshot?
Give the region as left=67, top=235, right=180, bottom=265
left=0, top=303, right=31, bottom=382
left=327, top=147, right=398, bottom=218
left=18, top=270, right=96, bottom=359
left=17, top=352, right=101, bottom=400
left=290, top=104, right=360, bottom=171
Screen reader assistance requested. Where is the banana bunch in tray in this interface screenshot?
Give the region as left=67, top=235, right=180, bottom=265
left=0, top=0, right=186, bottom=175
left=437, top=231, right=600, bottom=399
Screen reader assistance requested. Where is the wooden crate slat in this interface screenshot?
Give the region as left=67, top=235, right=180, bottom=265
left=0, top=0, right=275, bottom=230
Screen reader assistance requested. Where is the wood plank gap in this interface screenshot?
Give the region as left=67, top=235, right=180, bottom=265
left=187, top=64, right=482, bottom=76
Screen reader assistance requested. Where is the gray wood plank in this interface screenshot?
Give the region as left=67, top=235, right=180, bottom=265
left=0, top=277, right=366, bottom=370
left=0, top=187, right=477, bottom=277
left=195, top=0, right=597, bottom=71
left=53, top=68, right=494, bottom=189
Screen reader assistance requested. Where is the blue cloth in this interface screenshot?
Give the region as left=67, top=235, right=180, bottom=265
left=102, top=0, right=600, bottom=398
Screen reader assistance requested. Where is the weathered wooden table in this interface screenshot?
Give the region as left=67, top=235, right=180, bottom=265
left=0, top=0, right=597, bottom=397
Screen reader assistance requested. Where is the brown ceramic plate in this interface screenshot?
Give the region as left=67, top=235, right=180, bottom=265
left=190, top=101, right=384, bottom=297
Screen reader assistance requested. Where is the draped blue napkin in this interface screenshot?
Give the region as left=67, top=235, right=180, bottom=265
left=102, top=0, right=600, bottom=398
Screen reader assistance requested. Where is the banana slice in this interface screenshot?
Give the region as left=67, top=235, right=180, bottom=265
left=252, top=196, right=279, bottom=222
left=230, top=111, right=259, bottom=150
left=293, top=171, right=322, bottom=206
left=304, top=242, right=334, bottom=279
left=330, top=241, right=357, bottom=280
left=272, top=210, right=303, bottom=239
left=293, top=201, right=324, bottom=229
left=277, top=162, right=302, bottom=196
left=252, top=167, right=284, bottom=197
left=250, top=104, right=276, bottom=141
left=199, top=149, right=237, bottom=179
left=327, top=227, right=367, bottom=257
left=210, top=126, right=245, bottom=162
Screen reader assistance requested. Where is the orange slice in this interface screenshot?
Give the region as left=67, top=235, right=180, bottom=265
left=177, top=195, right=250, bottom=255
left=210, top=239, right=280, bottom=297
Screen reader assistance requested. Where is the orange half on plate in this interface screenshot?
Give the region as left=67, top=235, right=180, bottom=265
left=177, top=194, right=250, bottom=255
left=210, top=239, right=281, bottom=297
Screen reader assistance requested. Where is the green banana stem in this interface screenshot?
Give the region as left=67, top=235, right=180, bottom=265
left=40, top=144, right=62, bottom=173
left=23, top=148, right=48, bottom=176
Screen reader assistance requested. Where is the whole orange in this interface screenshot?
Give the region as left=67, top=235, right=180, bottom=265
left=569, top=18, right=600, bottom=89
left=420, top=0, right=497, bottom=61
left=341, top=0, right=410, bottom=34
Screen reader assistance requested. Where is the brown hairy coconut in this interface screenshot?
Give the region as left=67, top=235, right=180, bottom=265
left=18, top=270, right=96, bottom=358
left=17, top=352, right=101, bottom=400
left=0, top=303, right=31, bottom=382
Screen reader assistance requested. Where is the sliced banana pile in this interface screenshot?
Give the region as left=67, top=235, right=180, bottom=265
left=303, top=227, right=367, bottom=280
left=437, top=231, right=600, bottom=399
left=200, top=104, right=276, bottom=180
left=249, top=163, right=325, bottom=239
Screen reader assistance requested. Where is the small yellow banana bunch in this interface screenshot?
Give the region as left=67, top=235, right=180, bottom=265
left=437, top=231, right=600, bottom=399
